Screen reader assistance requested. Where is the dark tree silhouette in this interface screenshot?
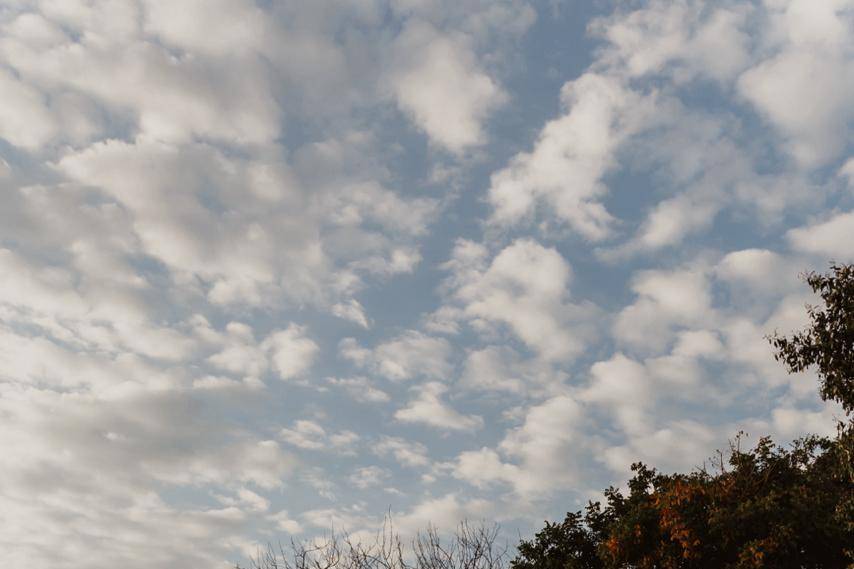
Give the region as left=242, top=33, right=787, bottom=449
left=513, top=434, right=851, bottom=568
left=512, top=264, right=854, bottom=569
left=242, top=265, right=854, bottom=569
left=770, top=263, right=854, bottom=415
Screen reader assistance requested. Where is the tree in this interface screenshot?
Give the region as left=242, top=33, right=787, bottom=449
left=237, top=519, right=509, bottom=569
left=241, top=265, right=854, bottom=569
left=511, top=264, right=854, bottom=569
left=513, top=434, right=852, bottom=568
left=512, top=510, right=604, bottom=569
left=770, top=263, right=854, bottom=414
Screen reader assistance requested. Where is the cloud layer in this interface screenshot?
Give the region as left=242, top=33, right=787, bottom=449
left=0, top=1, right=851, bottom=567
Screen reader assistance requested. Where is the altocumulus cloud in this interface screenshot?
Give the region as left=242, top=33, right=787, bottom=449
left=0, top=1, right=851, bottom=567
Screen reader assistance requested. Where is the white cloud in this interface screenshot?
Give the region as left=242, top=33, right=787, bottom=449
left=497, top=395, right=587, bottom=497
left=737, top=0, right=854, bottom=166
left=395, top=382, right=483, bottom=432
left=345, top=331, right=453, bottom=382
left=56, top=140, right=312, bottom=302
left=372, top=436, right=430, bottom=468
left=386, top=20, right=506, bottom=153
left=45, top=125, right=434, bottom=320
left=601, top=420, right=718, bottom=475
left=2, top=26, right=279, bottom=145
left=394, top=494, right=496, bottom=536
left=0, top=247, right=199, bottom=362
left=787, top=211, right=854, bottom=260
left=443, top=238, right=598, bottom=361
left=460, top=346, right=565, bottom=395
left=269, top=510, right=304, bottom=535
left=716, top=249, right=796, bottom=294
left=0, top=382, right=294, bottom=567
left=770, top=405, right=842, bottom=440
left=599, top=104, right=776, bottom=259
left=326, top=376, right=391, bottom=404
left=488, top=0, right=852, bottom=255
left=590, top=1, right=752, bottom=82
left=235, top=487, right=271, bottom=513
left=452, top=394, right=592, bottom=499
left=198, top=319, right=321, bottom=384
left=142, top=0, right=269, bottom=56
left=349, top=466, right=390, bottom=489
left=488, top=73, right=649, bottom=239
left=280, top=419, right=360, bottom=452
left=581, top=353, right=652, bottom=433
left=264, top=325, right=319, bottom=381
left=376, top=331, right=452, bottom=381
left=629, top=192, right=721, bottom=253
left=632, top=267, right=713, bottom=317
left=331, top=299, right=371, bottom=328
left=614, top=265, right=713, bottom=351
left=460, top=347, right=527, bottom=394
left=453, top=447, right=520, bottom=489
left=0, top=0, right=849, bottom=565
left=322, top=181, right=439, bottom=238
left=206, top=322, right=267, bottom=377
left=300, top=506, right=376, bottom=535
left=589, top=0, right=854, bottom=169
left=0, top=68, right=58, bottom=148
left=739, top=51, right=854, bottom=167
left=423, top=305, right=465, bottom=335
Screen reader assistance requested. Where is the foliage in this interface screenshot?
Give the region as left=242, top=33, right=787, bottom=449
left=512, top=433, right=852, bottom=569
left=513, top=264, right=854, bottom=569
left=512, top=511, right=604, bottom=569
left=770, top=263, right=854, bottom=414
left=243, top=265, right=854, bottom=569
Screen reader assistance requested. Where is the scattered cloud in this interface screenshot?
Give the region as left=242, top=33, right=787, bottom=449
left=787, top=211, right=854, bottom=260
left=342, top=331, right=453, bottom=382
left=395, top=382, right=483, bottom=432
left=349, top=466, right=391, bottom=490
left=442, top=239, right=599, bottom=361
left=388, top=20, right=506, bottom=154
left=0, top=0, right=849, bottom=566
left=280, top=419, right=360, bottom=452
left=372, top=436, right=431, bottom=469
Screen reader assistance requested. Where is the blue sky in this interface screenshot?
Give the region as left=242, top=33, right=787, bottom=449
left=1, top=1, right=852, bottom=567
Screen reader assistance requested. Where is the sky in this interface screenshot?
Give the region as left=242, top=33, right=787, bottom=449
left=0, top=0, right=852, bottom=567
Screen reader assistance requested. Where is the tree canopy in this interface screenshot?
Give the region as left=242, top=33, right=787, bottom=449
left=770, top=263, right=854, bottom=415
left=513, top=434, right=852, bottom=569
left=243, top=265, right=854, bottom=569
left=512, top=264, right=854, bottom=569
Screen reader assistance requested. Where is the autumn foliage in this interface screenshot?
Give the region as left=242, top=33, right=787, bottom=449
left=513, top=265, right=854, bottom=569
left=244, top=266, right=854, bottom=569
left=514, top=431, right=852, bottom=568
